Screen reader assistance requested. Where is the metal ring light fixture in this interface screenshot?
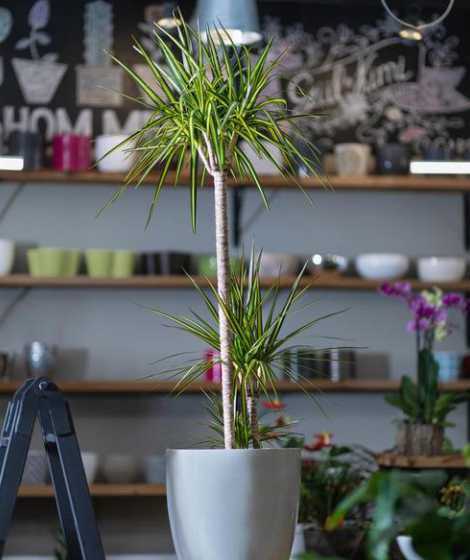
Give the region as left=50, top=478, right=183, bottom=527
left=381, top=0, right=455, bottom=41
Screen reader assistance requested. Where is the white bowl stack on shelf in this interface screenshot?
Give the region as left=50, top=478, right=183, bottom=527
left=417, top=257, right=466, bottom=282
left=355, top=253, right=410, bottom=280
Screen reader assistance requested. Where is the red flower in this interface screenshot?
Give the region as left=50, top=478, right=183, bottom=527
left=304, top=432, right=333, bottom=452
left=262, top=399, right=285, bottom=411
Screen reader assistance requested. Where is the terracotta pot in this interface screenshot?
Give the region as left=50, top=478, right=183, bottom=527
left=396, top=421, right=444, bottom=456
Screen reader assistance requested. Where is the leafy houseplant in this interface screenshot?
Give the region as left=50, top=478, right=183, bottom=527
left=327, top=469, right=470, bottom=560
left=103, top=13, right=321, bottom=560
left=293, top=437, right=374, bottom=559
left=380, top=283, right=470, bottom=455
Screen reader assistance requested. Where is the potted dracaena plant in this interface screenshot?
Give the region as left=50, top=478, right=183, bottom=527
left=102, top=14, right=327, bottom=560
left=380, top=282, right=470, bottom=456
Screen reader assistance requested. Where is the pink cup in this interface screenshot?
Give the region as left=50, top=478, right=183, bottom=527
left=52, top=134, right=91, bottom=172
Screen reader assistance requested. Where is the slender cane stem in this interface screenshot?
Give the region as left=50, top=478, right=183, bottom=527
left=213, top=170, right=234, bottom=449
left=248, top=383, right=260, bottom=449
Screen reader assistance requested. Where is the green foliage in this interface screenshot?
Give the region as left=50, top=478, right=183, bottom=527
left=151, top=251, right=344, bottom=448
left=385, top=349, right=469, bottom=426
left=54, top=530, right=67, bottom=560
left=298, top=445, right=374, bottom=527
left=327, top=470, right=470, bottom=560
left=102, top=12, right=321, bottom=229
left=204, top=392, right=298, bottom=449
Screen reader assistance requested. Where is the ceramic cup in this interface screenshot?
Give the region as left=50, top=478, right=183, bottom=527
left=81, top=451, right=99, bottom=485
left=335, top=143, right=371, bottom=176
left=102, top=454, right=140, bottom=484
left=0, top=239, right=15, bottom=276
left=112, top=250, right=136, bottom=278
left=85, top=249, right=113, bottom=277
left=196, top=255, right=243, bottom=276
left=95, top=135, right=133, bottom=173
left=27, top=248, right=80, bottom=277
left=24, top=341, right=57, bottom=378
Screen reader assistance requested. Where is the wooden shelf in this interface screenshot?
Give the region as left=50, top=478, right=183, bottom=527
left=377, top=453, right=468, bottom=470
left=1, top=379, right=469, bottom=395
left=1, top=274, right=470, bottom=291
left=18, top=483, right=166, bottom=498
left=1, top=170, right=470, bottom=192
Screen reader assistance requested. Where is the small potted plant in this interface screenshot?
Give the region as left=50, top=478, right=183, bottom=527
left=380, top=282, right=470, bottom=456
left=12, top=0, right=67, bottom=104
left=290, top=435, right=373, bottom=559
left=76, top=0, right=123, bottom=107
left=0, top=6, right=12, bottom=88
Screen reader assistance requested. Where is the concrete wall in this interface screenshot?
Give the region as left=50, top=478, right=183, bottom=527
left=0, top=181, right=468, bottom=555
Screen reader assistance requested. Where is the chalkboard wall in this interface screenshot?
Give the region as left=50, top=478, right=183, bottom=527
left=1, top=0, right=470, bottom=157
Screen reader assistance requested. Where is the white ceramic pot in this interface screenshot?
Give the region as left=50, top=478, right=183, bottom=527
left=417, top=256, right=466, bottom=282
left=259, top=253, right=299, bottom=277
left=397, top=536, right=424, bottom=560
left=95, top=134, right=133, bottom=172
left=355, top=253, right=409, bottom=280
left=167, top=448, right=301, bottom=560
left=335, top=143, right=371, bottom=176
left=81, top=451, right=99, bottom=485
left=102, top=454, right=140, bottom=484
left=0, top=239, right=14, bottom=276
left=290, top=523, right=307, bottom=558
left=144, top=454, right=166, bottom=484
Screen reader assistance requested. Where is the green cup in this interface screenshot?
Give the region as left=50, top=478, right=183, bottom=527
left=63, top=250, right=81, bottom=277
left=197, top=255, right=243, bottom=276
left=112, top=250, right=135, bottom=278
left=85, top=249, right=113, bottom=277
left=27, top=249, right=41, bottom=276
left=38, top=247, right=66, bottom=277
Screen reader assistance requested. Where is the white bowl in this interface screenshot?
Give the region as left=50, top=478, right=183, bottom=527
left=81, top=451, right=99, bottom=484
left=144, top=454, right=166, bottom=484
left=95, top=134, right=133, bottom=173
left=417, top=256, right=466, bottom=282
left=259, top=253, right=299, bottom=277
left=355, top=253, right=409, bottom=280
left=102, top=454, right=140, bottom=484
left=0, top=239, right=15, bottom=276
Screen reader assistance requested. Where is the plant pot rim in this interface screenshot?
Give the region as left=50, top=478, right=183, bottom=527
left=167, top=448, right=301, bottom=455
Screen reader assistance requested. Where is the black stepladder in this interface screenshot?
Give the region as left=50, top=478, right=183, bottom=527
left=0, top=377, right=105, bottom=560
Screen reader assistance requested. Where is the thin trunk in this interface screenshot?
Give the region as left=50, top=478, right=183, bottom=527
left=247, top=384, right=260, bottom=449
left=213, top=170, right=234, bottom=449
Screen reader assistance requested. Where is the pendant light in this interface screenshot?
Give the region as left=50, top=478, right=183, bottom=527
left=192, top=0, right=262, bottom=45
left=381, top=0, right=455, bottom=41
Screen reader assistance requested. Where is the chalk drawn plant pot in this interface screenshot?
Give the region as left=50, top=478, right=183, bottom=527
left=76, top=65, right=123, bottom=107
left=132, top=63, right=165, bottom=104
left=12, top=58, right=67, bottom=104
left=167, top=448, right=301, bottom=560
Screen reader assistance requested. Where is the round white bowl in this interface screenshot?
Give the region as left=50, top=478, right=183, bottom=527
left=259, top=253, right=299, bottom=277
left=355, top=253, right=409, bottom=280
left=0, top=239, right=15, bottom=276
left=102, top=454, right=140, bottom=484
left=81, top=451, right=99, bottom=484
left=95, top=134, right=133, bottom=173
left=417, top=256, right=466, bottom=282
